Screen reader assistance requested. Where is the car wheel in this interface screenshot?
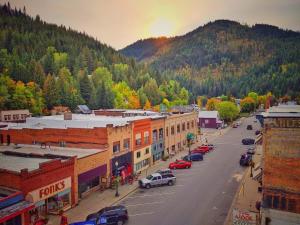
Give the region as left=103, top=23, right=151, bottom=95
left=117, top=220, right=124, bottom=225
left=146, top=184, right=151, bottom=189
left=168, top=180, right=173, bottom=186
left=185, top=165, right=189, bottom=169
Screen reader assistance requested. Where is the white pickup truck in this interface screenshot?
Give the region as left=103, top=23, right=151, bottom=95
left=138, top=172, right=176, bottom=189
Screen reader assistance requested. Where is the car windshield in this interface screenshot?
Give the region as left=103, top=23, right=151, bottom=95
left=146, top=175, right=153, bottom=180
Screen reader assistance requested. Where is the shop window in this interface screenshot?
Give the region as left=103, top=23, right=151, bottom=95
left=159, top=128, right=163, bottom=139
left=287, top=199, right=296, bottom=212
left=113, top=141, right=120, bottom=153
left=79, top=176, right=100, bottom=197
left=172, top=145, right=175, bottom=151
left=171, top=126, right=175, bottom=135
left=166, top=127, right=169, bottom=137
left=0, top=134, right=3, bottom=144
left=273, top=196, right=279, bottom=209
left=123, top=138, right=130, bottom=150
left=177, top=142, right=181, bottom=150
left=159, top=143, right=163, bottom=149
left=47, top=190, right=71, bottom=214
left=144, top=131, right=149, bottom=144
left=187, top=122, right=190, bottom=130
left=280, top=197, right=286, bottom=210
left=7, top=135, right=10, bottom=146
left=182, top=123, right=185, bottom=131
left=264, top=195, right=272, bottom=208
left=135, top=133, right=142, bottom=146
left=145, top=148, right=149, bottom=155
left=136, top=151, right=141, bottom=158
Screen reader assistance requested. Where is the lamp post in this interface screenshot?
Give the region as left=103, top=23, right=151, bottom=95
left=186, top=133, right=194, bottom=155
left=115, top=161, right=119, bottom=197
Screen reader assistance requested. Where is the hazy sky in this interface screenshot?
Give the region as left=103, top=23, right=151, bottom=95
left=2, top=0, right=300, bottom=49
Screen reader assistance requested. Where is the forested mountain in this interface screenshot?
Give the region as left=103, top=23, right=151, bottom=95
left=0, top=4, right=189, bottom=114
left=121, top=20, right=300, bottom=98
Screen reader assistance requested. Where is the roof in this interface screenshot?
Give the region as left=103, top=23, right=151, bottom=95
left=0, top=145, right=104, bottom=159
left=198, top=111, right=219, bottom=119
left=76, top=105, right=92, bottom=114
left=262, top=105, right=300, bottom=118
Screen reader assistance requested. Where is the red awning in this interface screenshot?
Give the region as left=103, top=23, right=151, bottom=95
left=0, top=201, right=34, bottom=223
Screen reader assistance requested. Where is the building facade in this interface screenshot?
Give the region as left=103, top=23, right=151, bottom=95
left=0, top=110, right=31, bottom=123
left=164, top=112, right=198, bottom=156
left=132, top=118, right=152, bottom=172
left=198, top=111, right=222, bottom=129
left=151, top=117, right=165, bottom=163
left=261, top=106, right=300, bottom=225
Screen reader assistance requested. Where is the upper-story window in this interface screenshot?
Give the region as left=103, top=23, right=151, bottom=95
left=113, top=141, right=120, bottom=153
left=177, top=124, right=180, bottom=133
left=187, top=122, right=190, bottom=130
left=166, top=127, right=169, bottom=137
left=152, top=130, right=158, bottom=142
left=144, top=131, right=149, bottom=144
left=123, top=138, right=130, bottom=150
left=159, top=128, right=163, bottom=139
left=135, top=133, right=142, bottom=146
left=182, top=123, right=186, bottom=131
left=137, top=151, right=141, bottom=158
left=191, top=120, right=194, bottom=128
left=171, top=126, right=175, bottom=135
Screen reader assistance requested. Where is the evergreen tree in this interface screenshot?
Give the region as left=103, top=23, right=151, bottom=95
left=79, top=73, right=92, bottom=104
left=43, top=74, right=59, bottom=109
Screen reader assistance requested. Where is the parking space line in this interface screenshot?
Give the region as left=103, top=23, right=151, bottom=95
left=125, top=201, right=163, bottom=207
left=129, top=212, right=155, bottom=217
left=127, top=192, right=175, bottom=198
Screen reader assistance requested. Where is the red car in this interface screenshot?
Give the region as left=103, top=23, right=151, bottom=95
left=201, top=144, right=214, bottom=150
left=169, top=160, right=192, bottom=169
left=191, top=149, right=206, bottom=154
left=194, top=146, right=210, bottom=153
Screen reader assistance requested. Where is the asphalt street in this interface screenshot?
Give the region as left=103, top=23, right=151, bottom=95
left=119, top=116, right=260, bottom=225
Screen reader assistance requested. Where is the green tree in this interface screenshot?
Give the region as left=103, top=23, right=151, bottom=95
left=43, top=74, right=59, bottom=109
left=143, top=78, right=162, bottom=105
left=79, top=73, right=92, bottom=104
left=216, top=101, right=239, bottom=122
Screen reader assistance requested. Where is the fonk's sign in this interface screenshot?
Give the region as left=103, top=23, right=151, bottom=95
left=233, top=209, right=256, bottom=225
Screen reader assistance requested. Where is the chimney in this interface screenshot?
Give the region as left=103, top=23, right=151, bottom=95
left=64, top=112, right=72, bottom=120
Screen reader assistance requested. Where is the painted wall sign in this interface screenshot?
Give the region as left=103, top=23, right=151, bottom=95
left=26, top=177, right=71, bottom=203
left=232, top=209, right=256, bottom=225
left=266, top=118, right=300, bottom=128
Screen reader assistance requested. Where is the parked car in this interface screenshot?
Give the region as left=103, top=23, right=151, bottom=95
left=156, top=168, right=173, bottom=176
left=70, top=222, right=96, bottom=225
left=255, top=130, right=261, bottom=135
left=139, top=173, right=176, bottom=189
left=192, top=149, right=206, bottom=154
left=239, top=154, right=252, bottom=166
left=86, top=205, right=128, bottom=225
left=247, top=147, right=255, bottom=155
left=242, top=138, right=255, bottom=145
left=247, top=125, right=253, bottom=130
left=201, top=144, right=214, bottom=150
left=232, top=123, right=238, bottom=128
left=196, top=145, right=210, bottom=152
left=169, top=160, right=192, bottom=169
left=183, top=153, right=203, bottom=161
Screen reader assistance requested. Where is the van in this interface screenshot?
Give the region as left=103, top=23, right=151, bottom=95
left=183, top=153, right=203, bottom=161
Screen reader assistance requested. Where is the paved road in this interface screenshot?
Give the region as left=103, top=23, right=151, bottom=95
left=119, top=117, right=260, bottom=225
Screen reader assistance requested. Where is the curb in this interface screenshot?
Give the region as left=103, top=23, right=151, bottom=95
left=223, top=166, right=251, bottom=225
left=110, top=184, right=139, bottom=206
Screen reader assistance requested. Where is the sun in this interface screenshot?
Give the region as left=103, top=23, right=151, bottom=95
left=149, top=18, right=175, bottom=37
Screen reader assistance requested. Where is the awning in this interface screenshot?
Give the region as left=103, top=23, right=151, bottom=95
left=0, top=201, right=34, bottom=223
left=255, top=134, right=263, bottom=144
left=253, top=166, right=262, bottom=182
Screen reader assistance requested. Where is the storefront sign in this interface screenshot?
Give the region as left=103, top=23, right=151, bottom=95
left=26, top=177, right=71, bottom=203
left=232, top=209, right=256, bottom=225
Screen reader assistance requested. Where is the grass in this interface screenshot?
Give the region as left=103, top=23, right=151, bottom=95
left=239, top=112, right=250, bottom=117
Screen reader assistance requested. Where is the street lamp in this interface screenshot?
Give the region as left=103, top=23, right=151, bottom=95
left=186, top=133, right=194, bottom=155
left=115, top=161, right=120, bottom=197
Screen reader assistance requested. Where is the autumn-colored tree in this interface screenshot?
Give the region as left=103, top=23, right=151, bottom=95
left=144, top=100, right=152, bottom=110
left=240, top=97, right=255, bottom=112
left=206, top=98, right=221, bottom=111
left=248, top=92, right=258, bottom=107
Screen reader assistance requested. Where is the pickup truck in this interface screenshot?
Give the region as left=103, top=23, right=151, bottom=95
left=139, top=173, right=176, bottom=189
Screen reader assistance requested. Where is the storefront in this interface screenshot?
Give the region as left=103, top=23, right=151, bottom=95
left=111, top=152, right=133, bottom=184
left=26, top=177, right=72, bottom=218
left=78, top=165, right=107, bottom=198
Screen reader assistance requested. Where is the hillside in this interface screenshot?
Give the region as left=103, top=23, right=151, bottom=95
left=121, top=20, right=300, bottom=98
left=0, top=4, right=190, bottom=114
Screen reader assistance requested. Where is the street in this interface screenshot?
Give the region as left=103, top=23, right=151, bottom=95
left=118, top=116, right=260, bottom=225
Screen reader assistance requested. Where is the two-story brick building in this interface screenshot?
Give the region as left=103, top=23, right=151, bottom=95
left=261, top=105, right=300, bottom=225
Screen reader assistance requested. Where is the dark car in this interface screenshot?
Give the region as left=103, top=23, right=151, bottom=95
left=86, top=205, right=128, bottom=225
left=247, top=125, right=253, bottom=130
left=247, top=147, right=255, bottom=155
left=255, top=130, right=261, bottom=135
left=70, top=222, right=96, bottom=225
left=183, top=153, right=203, bottom=161
left=240, top=154, right=252, bottom=166
left=242, top=138, right=255, bottom=145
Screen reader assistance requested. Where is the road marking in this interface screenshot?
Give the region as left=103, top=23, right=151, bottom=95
left=127, top=192, right=175, bottom=198
left=129, top=212, right=154, bottom=217
left=125, top=201, right=163, bottom=207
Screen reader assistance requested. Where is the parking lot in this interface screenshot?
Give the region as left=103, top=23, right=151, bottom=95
left=117, top=116, right=261, bottom=225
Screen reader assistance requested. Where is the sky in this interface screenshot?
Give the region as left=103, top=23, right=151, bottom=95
left=2, top=0, right=300, bottom=49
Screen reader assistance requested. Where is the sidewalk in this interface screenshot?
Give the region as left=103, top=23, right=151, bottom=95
left=224, top=145, right=262, bottom=225
left=48, top=141, right=201, bottom=224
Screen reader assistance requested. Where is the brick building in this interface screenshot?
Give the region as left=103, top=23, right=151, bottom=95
left=151, top=116, right=166, bottom=163
left=261, top=105, right=300, bottom=225
left=164, top=112, right=198, bottom=156
left=0, top=110, right=31, bottom=123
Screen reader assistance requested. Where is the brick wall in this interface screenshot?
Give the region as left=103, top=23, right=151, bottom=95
left=133, top=119, right=152, bottom=151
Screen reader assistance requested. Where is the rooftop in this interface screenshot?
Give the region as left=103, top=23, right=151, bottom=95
left=262, top=105, right=300, bottom=118
left=198, top=110, right=219, bottom=118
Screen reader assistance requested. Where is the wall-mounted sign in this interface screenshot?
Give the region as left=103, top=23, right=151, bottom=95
left=232, top=209, right=256, bottom=225
left=26, top=177, right=71, bottom=203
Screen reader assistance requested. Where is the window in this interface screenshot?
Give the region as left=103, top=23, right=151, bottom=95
left=177, top=142, right=181, bottom=150
left=159, top=143, right=163, bottom=149
left=280, top=197, right=286, bottom=210
left=145, top=148, right=149, bottom=155
left=191, top=121, right=194, bottom=128
left=113, top=141, right=120, bottom=153
left=136, top=151, right=141, bottom=158
left=152, top=130, right=158, bottom=142
left=205, top=119, right=209, bottom=124
left=135, top=133, right=142, bottom=145
left=59, top=141, right=66, bottom=147
left=171, top=126, right=175, bottom=135
left=159, top=128, right=163, bottom=139
left=123, top=138, right=130, bottom=150
left=166, top=127, right=169, bottom=137
left=288, top=199, right=296, bottom=212
left=13, top=114, right=19, bottom=120
left=177, top=124, right=180, bottom=133
left=273, top=196, right=279, bottom=209
left=144, top=131, right=149, bottom=144
left=182, top=123, right=185, bottom=131
left=187, top=122, right=190, bottom=130
left=264, top=195, right=272, bottom=208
